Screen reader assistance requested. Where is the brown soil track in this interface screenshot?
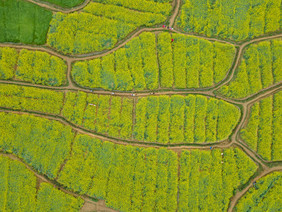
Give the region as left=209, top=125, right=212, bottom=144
left=228, top=166, right=282, bottom=212
left=25, top=0, right=91, bottom=13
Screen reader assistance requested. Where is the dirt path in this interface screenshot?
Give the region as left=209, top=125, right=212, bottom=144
left=0, top=108, right=235, bottom=151
left=228, top=166, right=282, bottom=212
left=24, top=0, right=91, bottom=13
left=169, top=0, right=181, bottom=27
left=212, top=34, right=282, bottom=91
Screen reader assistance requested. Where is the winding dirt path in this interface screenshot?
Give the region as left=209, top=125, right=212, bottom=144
left=0, top=108, right=234, bottom=151
left=228, top=166, right=282, bottom=212
left=25, top=0, right=91, bottom=13
left=169, top=0, right=181, bottom=27
left=212, top=34, right=282, bottom=91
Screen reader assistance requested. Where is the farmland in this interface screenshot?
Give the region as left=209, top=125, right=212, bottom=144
left=0, top=0, right=281, bottom=211
left=0, top=155, right=84, bottom=211
left=240, top=91, right=281, bottom=161
left=177, top=0, right=281, bottom=41
left=72, top=32, right=235, bottom=90
left=0, top=47, right=67, bottom=86
left=218, top=39, right=282, bottom=99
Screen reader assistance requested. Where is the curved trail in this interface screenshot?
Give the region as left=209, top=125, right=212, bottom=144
left=0, top=108, right=233, bottom=151
left=228, top=166, right=282, bottom=212
left=212, top=34, right=282, bottom=91
left=169, top=0, right=181, bottom=27
left=0, top=80, right=241, bottom=105
left=24, top=0, right=91, bottom=13
left=0, top=152, right=111, bottom=211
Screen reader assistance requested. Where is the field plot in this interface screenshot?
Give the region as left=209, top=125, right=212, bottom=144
left=177, top=0, right=281, bottom=41
left=0, top=112, right=74, bottom=179
left=0, top=84, right=64, bottom=115
left=0, top=84, right=241, bottom=144
left=179, top=148, right=257, bottom=211
left=57, top=134, right=257, bottom=212
left=40, top=0, right=84, bottom=7
left=0, top=47, right=67, bottom=86
left=133, top=95, right=240, bottom=143
left=235, top=172, right=281, bottom=211
left=0, top=155, right=84, bottom=211
left=47, top=1, right=171, bottom=54
left=240, top=91, right=281, bottom=161
left=58, top=134, right=178, bottom=212
left=72, top=32, right=235, bottom=90
left=0, top=0, right=52, bottom=44
left=218, top=39, right=282, bottom=99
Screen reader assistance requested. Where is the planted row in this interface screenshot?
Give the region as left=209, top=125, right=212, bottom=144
left=0, top=156, right=84, bottom=211
left=72, top=32, right=235, bottom=90
left=0, top=0, right=52, bottom=44
left=47, top=1, right=170, bottom=54
left=134, top=95, right=241, bottom=143
left=177, top=0, right=281, bottom=41
left=58, top=134, right=178, bottom=212
left=179, top=148, right=257, bottom=211
left=0, top=47, right=67, bottom=86
left=218, top=39, right=281, bottom=99
left=240, top=91, right=281, bottom=161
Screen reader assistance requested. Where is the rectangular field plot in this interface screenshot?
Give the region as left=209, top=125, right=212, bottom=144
left=0, top=0, right=52, bottom=44
left=0, top=47, right=67, bottom=86
left=177, top=0, right=281, bottom=41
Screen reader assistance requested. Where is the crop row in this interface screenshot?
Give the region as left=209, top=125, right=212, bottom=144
left=0, top=47, right=67, bottom=86
left=240, top=91, right=281, bottom=161
left=0, top=0, right=52, bottom=45
left=72, top=32, right=235, bottom=90
left=235, top=172, right=281, bottom=211
left=218, top=39, right=282, bottom=99
left=0, top=155, right=84, bottom=211
left=177, top=0, right=281, bottom=41
left=133, top=95, right=240, bottom=143
left=0, top=112, right=259, bottom=212
left=0, top=84, right=240, bottom=144
left=47, top=1, right=170, bottom=54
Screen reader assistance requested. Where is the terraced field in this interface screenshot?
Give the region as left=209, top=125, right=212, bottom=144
left=0, top=0, right=281, bottom=211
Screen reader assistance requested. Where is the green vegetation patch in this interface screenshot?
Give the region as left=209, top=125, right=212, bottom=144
left=0, top=112, right=74, bottom=179
left=0, top=84, right=64, bottom=114
left=41, top=0, right=84, bottom=8
left=240, top=91, right=282, bottom=161
left=0, top=156, right=84, bottom=211
left=0, top=0, right=52, bottom=44
left=218, top=39, right=282, bottom=99
left=177, top=0, right=281, bottom=41
left=47, top=1, right=171, bottom=54
left=57, top=134, right=179, bottom=211
left=179, top=148, right=257, bottom=211
left=235, top=172, right=281, bottom=211
left=72, top=32, right=235, bottom=90
left=0, top=47, right=67, bottom=86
